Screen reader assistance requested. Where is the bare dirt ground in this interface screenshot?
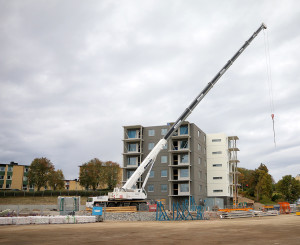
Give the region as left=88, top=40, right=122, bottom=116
left=0, top=214, right=299, bottom=245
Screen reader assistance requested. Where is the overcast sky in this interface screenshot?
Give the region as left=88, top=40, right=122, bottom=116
left=1, top=0, right=299, bottom=182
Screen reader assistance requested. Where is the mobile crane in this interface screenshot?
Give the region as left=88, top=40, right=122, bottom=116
left=86, top=23, right=267, bottom=209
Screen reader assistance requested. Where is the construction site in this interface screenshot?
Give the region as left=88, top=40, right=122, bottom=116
left=1, top=4, right=300, bottom=243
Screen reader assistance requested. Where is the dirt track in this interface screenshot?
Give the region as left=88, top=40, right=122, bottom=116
left=0, top=214, right=299, bottom=245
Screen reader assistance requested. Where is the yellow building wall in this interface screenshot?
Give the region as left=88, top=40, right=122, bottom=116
left=11, top=165, right=24, bottom=190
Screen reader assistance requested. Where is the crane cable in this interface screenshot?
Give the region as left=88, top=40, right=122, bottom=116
left=263, top=28, right=276, bottom=147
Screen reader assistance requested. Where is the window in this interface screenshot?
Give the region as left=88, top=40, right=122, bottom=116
left=161, top=156, right=167, bottom=164
left=23, top=176, right=27, bottom=181
left=163, top=143, right=168, bottom=150
left=148, top=129, right=155, bottom=136
left=44, top=186, right=48, bottom=190
left=180, top=140, right=188, bottom=149
left=128, top=129, right=137, bottom=138
left=180, top=169, right=189, bottom=178
left=128, top=143, right=137, bottom=152
left=7, top=175, right=12, bottom=180
left=161, top=184, right=167, bottom=192
left=198, top=130, right=200, bottom=137
left=179, top=125, right=188, bottom=135
left=212, top=139, right=221, bottom=142
left=0, top=184, right=3, bottom=189
left=213, top=189, right=223, bottom=193
left=213, top=164, right=222, bottom=167
left=6, top=184, right=11, bottom=189
left=180, top=184, right=189, bottom=192
left=7, top=167, right=13, bottom=172
left=161, top=128, right=167, bottom=135
left=29, top=185, right=34, bottom=189
left=198, top=144, right=201, bottom=151
left=128, top=157, right=137, bottom=165
left=24, top=167, right=29, bottom=173
left=149, top=170, right=154, bottom=178
left=148, top=143, right=155, bottom=150
left=127, top=170, right=135, bottom=179
left=161, top=170, right=167, bottom=177
left=23, top=185, right=27, bottom=190
left=180, top=154, right=188, bottom=163
left=148, top=184, right=154, bottom=192
left=0, top=166, right=5, bottom=171
left=212, top=151, right=222, bottom=154
left=213, top=177, right=223, bottom=180
left=0, top=176, right=4, bottom=180
left=198, top=157, right=201, bottom=165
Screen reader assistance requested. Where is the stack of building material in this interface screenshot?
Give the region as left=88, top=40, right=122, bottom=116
left=12, top=217, right=31, bottom=225
left=30, top=216, right=50, bottom=224
left=253, top=210, right=279, bottom=217
left=0, top=217, right=13, bottom=225
left=49, top=216, right=67, bottom=224
left=105, top=206, right=137, bottom=213
left=220, top=211, right=253, bottom=219
left=75, top=216, right=96, bottom=223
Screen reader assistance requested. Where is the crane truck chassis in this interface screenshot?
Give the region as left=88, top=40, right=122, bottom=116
left=86, top=23, right=267, bottom=210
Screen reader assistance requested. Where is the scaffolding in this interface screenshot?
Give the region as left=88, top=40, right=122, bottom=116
left=228, top=136, right=240, bottom=207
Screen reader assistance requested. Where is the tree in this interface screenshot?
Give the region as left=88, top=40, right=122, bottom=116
left=28, top=157, right=54, bottom=191
left=276, top=175, right=300, bottom=203
left=253, top=163, right=273, bottom=201
left=79, top=158, right=105, bottom=190
left=103, top=161, right=121, bottom=190
left=48, top=169, right=65, bottom=190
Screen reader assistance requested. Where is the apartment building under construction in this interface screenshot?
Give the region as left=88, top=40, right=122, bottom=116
left=122, top=122, right=240, bottom=209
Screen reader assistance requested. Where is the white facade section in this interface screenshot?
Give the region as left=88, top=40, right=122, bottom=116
left=206, top=133, right=233, bottom=197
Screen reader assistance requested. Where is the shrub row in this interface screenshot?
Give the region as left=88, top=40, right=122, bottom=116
left=0, top=189, right=111, bottom=197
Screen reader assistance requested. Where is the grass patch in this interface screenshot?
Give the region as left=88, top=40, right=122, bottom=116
left=0, top=196, right=88, bottom=205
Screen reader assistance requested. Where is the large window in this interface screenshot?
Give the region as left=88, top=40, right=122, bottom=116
left=180, top=154, right=189, bottom=163
left=180, top=169, right=189, bottom=178
left=161, top=170, right=167, bottom=177
left=128, top=157, right=138, bottom=165
left=180, top=140, right=188, bottom=149
left=179, top=125, right=188, bottom=135
left=127, top=170, right=135, bottom=179
left=161, top=184, right=167, bottom=192
left=161, top=128, right=167, bottom=135
left=148, top=143, right=155, bottom=150
left=148, top=184, right=154, bottom=192
left=148, top=129, right=155, bottom=136
left=161, top=156, right=167, bottom=163
left=128, top=129, right=137, bottom=139
left=0, top=166, right=5, bottom=171
left=180, top=184, right=189, bottom=192
left=128, top=143, right=138, bottom=152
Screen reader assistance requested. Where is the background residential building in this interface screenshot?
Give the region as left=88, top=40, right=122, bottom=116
left=0, top=162, right=31, bottom=191
left=122, top=121, right=207, bottom=209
